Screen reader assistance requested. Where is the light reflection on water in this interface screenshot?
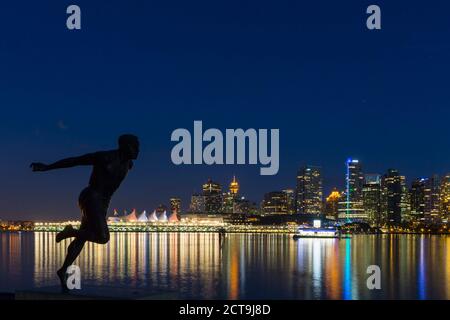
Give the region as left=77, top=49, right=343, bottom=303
left=1, top=232, right=450, bottom=300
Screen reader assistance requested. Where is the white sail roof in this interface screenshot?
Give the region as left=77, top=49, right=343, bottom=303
left=159, top=211, right=168, bottom=222
left=149, top=210, right=158, bottom=222
left=138, top=210, right=148, bottom=222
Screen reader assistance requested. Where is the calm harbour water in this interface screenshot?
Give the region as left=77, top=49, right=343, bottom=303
left=1, top=232, right=450, bottom=300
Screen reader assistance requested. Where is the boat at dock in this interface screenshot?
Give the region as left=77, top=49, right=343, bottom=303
left=293, top=227, right=351, bottom=239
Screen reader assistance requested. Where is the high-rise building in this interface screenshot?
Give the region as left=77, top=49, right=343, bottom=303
left=189, top=193, right=205, bottom=213
left=441, top=174, right=450, bottom=222
left=222, top=192, right=235, bottom=214
left=222, top=176, right=241, bottom=214
left=263, top=191, right=288, bottom=215
left=203, top=179, right=223, bottom=214
left=234, top=197, right=258, bottom=215
left=170, top=197, right=181, bottom=215
left=338, top=199, right=365, bottom=221
left=339, top=159, right=365, bottom=221
left=325, top=188, right=342, bottom=221
left=410, top=175, right=441, bottom=224
left=229, top=175, right=240, bottom=195
left=283, top=189, right=296, bottom=214
left=296, top=165, right=323, bottom=215
left=410, top=178, right=426, bottom=222
left=362, top=174, right=381, bottom=226
left=426, top=174, right=441, bottom=224
left=381, top=169, right=409, bottom=225
left=347, top=159, right=364, bottom=202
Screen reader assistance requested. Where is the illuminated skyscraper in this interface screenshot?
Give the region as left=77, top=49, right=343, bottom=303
left=441, top=174, right=450, bottom=222
left=222, top=192, right=235, bottom=214
left=234, top=197, right=258, bottom=215
left=362, top=174, right=381, bottom=226
left=189, top=193, right=205, bottom=213
left=203, top=178, right=223, bottom=214
left=410, top=175, right=441, bottom=224
left=346, top=159, right=364, bottom=202
left=283, top=189, right=296, bottom=214
left=381, top=169, right=409, bottom=225
left=426, top=174, right=441, bottom=224
left=229, top=175, right=240, bottom=195
left=339, top=159, right=365, bottom=222
left=410, top=178, right=426, bottom=222
left=223, top=176, right=241, bottom=214
left=263, top=191, right=288, bottom=215
left=296, top=165, right=323, bottom=215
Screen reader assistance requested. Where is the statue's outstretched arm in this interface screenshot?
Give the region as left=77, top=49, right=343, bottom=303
left=31, top=153, right=98, bottom=172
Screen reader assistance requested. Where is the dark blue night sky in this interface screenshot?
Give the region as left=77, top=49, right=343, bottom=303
left=1, top=1, right=449, bottom=220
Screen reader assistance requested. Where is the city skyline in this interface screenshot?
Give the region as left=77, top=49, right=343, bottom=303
left=4, top=158, right=448, bottom=226
left=184, top=160, right=449, bottom=224
left=2, top=154, right=450, bottom=221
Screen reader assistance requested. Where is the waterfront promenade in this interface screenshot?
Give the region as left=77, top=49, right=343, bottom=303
left=33, top=222, right=296, bottom=234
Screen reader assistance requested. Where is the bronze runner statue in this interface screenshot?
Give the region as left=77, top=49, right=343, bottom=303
left=31, top=134, right=140, bottom=290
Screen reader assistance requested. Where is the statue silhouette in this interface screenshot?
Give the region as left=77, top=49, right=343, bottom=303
left=31, top=134, right=140, bottom=291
